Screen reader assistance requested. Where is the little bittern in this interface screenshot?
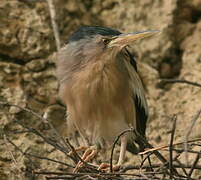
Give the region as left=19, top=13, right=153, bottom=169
left=56, top=26, right=158, bottom=168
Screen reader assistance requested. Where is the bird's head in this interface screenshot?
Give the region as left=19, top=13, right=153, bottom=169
left=57, top=26, right=159, bottom=82
left=66, top=26, right=159, bottom=61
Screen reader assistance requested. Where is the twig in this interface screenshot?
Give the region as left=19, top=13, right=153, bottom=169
left=147, top=156, right=154, bottom=172
left=2, top=102, right=201, bottom=179
left=13, top=117, right=78, bottom=165
left=45, top=177, right=192, bottom=180
left=135, top=130, right=180, bottom=176
left=169, top=115, right=177, bottom=177
left=160, top=79, right=201, bottom=88
left=120, top=163, right=201, bottom=172
left=3, top=102, right=68, bottom=152
left=0, top=101, right=72, bottom=159
left=184, top=109, right=201, bottom=165
left=188, top=151, right=201, bottom=178
left=36, top=171, right=169, bottom=177
left=110, top=128, right=133, bottom=172
left=5, top=135, right=74, bottom=168
left=165, top=148, right=201, bottom=154
left=165, top=150, right=188, bottom=178
left=46, top=0, right=61, bottom=50
left=34, top=170, right=168, bottom=176
left=139, top=138, right=201, bottom=155
left=1, top=101, right=98, bottom=172
left=156, top=150, right=182, bottom=177
left=3, top=135, right=23, bottom=175
left=134, top=131, right=169, bottom=168
left=0, top=101, right=44, bottom=120
left=190, top=143, right=201, bottom=147
left=175, top=159, right=189, bottom=178
left=140, top=152, right=153, bottom=170
left=14, top=118, right=67, bottom=154
left=43, top=172, right=197, bottom=180
left=43, top=116, right=71, bottom=157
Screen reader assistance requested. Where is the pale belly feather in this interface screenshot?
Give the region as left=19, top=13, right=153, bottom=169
left=63, top=61, right=135, bottom=144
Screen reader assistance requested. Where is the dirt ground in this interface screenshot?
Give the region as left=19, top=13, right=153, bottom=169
left=0, top=0, right=201, bottom=179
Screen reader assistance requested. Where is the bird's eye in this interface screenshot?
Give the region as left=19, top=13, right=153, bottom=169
left=102, top=38, right=111, bottom=45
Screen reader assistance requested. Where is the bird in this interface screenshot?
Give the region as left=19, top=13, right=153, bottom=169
left=56, top=26, right=159, bottom=170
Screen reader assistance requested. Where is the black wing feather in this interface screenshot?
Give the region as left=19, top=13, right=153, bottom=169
left=134, top=95, right=148, bottom=137
left=125, top=49, right=148, bottom=152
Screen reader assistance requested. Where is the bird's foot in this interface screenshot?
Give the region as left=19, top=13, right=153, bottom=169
left=98, top=163, right=121, bottom=172
left=73, top=146, right=98, bottom=172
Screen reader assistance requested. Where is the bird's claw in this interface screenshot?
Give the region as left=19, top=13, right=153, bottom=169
left=73, top=146, right=98, bottom=172
left=98, top=163, right=121, bottom=172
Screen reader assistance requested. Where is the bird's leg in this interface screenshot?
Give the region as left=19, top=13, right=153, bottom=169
left=67, top=130, right=89, bottom=156
left=68, top=133, right=97, bottom=172
left=117, top=134, right=128, bottom=166
left=67, top=146, right=88, bottom=156
left=73, top=145, right=98, bottom=172
left=98, top=135, right=128, bottom=171
left=73, top=131, right=80, bottom=147
left=75, top=125, right=90, bottom=146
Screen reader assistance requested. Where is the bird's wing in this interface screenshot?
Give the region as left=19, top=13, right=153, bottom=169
left=124, top=49, right=148, bottom=137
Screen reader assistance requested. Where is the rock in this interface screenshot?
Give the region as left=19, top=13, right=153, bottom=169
left=26, top=59, right=47, bottom=72
left=148, top=19, right=201, bottom=145
left=0, top=1, right=54, bottom=61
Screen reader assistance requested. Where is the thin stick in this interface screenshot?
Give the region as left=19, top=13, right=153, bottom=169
left=134, top=131, right=167, bottom=164
left=0, top=101, right=71, bottom=156
left=3, top=135, right=23, bottom=175
left=164, top=148, right=201, bottom=154
left=160, top=79, right=201, bottom=88
left=14, top=118, right=66, bottom=154
left=1, top=101, right=97, bottom=172
left=36, top=171, right=171, bottom=177
left=167, top=150, right=189, bottom=178
left=184, top=109, right=201, bottom=165
left=169, top=115, right=177, bottom=177
left=46, top=0, right=61, bottom=50
left=188, top=152, right=200, bottom=177
left=166, top=149, right=188, bottom=176
left=190, top=143, right=201, bottom=147
left=147, top=156, right=154, bottom=172
left=5, top=134, right=74, bottom=168
left=121, top=163, right=201, bottom=172
left=33, top=170, right=175, bottom=175
left=44, top=173, right=197, bottom=180
left=134, top=130, right=179, bottom=175
left=139, top=138, right=201, bottom=155
left=140, top=152, right=153, bottom=170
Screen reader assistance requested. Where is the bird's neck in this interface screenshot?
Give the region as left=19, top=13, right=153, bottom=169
left=83, top=50, right=121, bottom=78
left=71, top=52, right=128, bottom=98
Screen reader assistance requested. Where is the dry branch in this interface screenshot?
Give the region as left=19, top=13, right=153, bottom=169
left=47, top=0, right=61, bottom=50
left=188, top=152, right=200, bottom=178
left=184, top=109, right=201, bottom=165
left=169, top=115, right=177, bottom=177
left=5, top=135, right=73, bottom=168
left=160, top=79, right=201, bottom=88
left=139, top=138, right=201, bottom=155
left=1, top=101, right=201, bottom=180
